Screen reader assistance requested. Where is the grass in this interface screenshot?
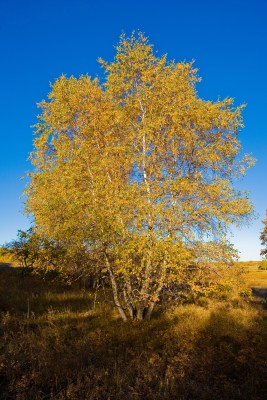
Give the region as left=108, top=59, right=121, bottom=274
left=0, top=263, right=267, bottom=399
left=239, top=262, right=267, bottom=289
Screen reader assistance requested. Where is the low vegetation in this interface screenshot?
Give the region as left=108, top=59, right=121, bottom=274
left=259, top=260, right=267, bottom=270
left=0, top=262, right=266, bottom=400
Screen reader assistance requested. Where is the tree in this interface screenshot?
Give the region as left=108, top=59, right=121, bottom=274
left=5, top=228, right=40, bottom=269
left=5, top=228, right=63, bottom=271
left=260, top=211, right=267, bottom=258
left=26, top=33, right=254, bottom=321
left=5, top=228, right=97, bottom=284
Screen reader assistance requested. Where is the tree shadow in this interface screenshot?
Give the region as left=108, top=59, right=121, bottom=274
left=181, top=307, right=267, bottom=400
left=0, top=262, right=13, bottom=270
left=252, top=287, right=267, bottom=299
left=27, top=307, right=266, bottom=400
left=0, top=267, right=94, bottom=314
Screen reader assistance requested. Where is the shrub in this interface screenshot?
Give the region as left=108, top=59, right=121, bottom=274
left=259, top=260, right=267, bottom=270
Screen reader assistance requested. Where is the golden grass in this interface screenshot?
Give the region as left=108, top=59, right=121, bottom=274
left=235, top=261, right=267, bottom=289
left=245, top=271, right=267, bottom=288
left=0, top=267, right=267, bottom=399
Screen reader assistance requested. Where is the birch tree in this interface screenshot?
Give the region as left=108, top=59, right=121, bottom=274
left=26, top=33, right=254, bottom=320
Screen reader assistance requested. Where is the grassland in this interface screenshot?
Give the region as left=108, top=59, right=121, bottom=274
left=238, top=261, right=267, bottom=288
left=0, top=261, right=266, bottom=399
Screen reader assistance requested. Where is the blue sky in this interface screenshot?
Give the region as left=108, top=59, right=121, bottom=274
left=0, top=0, right=266, bottom=260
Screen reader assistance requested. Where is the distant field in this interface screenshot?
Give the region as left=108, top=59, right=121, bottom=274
left=1, top=258, right=267, bottom=288
left=237, top=261, right=261, bottom=270
left=236, top=261, right=267, bottom=289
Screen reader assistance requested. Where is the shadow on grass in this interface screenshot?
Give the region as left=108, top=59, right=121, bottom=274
left=0, top=262, right=13, bottom=270
left=1, top=269, right=267, bottom=399
left=1, top=304, right=266, bottom=399
left=0, top=268, right=95, bottom=315
left=182, top=308, right=267, bottom=400
left=252, top=287, right=267, bottom=299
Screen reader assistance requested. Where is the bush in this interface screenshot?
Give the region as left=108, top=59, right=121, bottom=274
left=259, top=260, right=267, bottom=270
left=0, top=247, right=15, bottom=264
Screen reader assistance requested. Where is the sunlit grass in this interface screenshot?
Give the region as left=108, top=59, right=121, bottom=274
left=236, top=261, right=267, bottom=289
left=245, top=271, right=267, bottom=288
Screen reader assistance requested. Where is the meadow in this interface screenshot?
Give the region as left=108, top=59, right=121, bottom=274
left=0, top=260, right=266, bottom=400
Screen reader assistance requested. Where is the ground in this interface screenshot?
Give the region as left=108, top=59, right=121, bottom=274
left=0, top=261, right=266, bottom=399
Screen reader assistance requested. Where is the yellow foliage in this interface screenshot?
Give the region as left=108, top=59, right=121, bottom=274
left=25, top=33, right=254, bottom=320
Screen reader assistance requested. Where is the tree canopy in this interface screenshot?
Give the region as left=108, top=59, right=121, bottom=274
left=260, top=211, right=267, bottom=258
left=26, top=33, right=254, bottom=320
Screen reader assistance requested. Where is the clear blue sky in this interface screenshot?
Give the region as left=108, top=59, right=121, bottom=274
left=0, top=0, right=266, bottom=260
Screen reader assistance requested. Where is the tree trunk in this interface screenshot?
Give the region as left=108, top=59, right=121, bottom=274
left=144, top=302, right=155, bottom=320
left=104, top=252, right=128, bottom=322
left=136, top=305, right=145, bottom=321
left=134, top=303, right=155, bottom=321
left=123, top=288, right=134, bottom=319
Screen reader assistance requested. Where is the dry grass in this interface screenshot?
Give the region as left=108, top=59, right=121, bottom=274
left=0, top=265, right=267, bottom=399
left=236, top=261, right=267, bottom=289
left=245, top=270, right=267, bottom=288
